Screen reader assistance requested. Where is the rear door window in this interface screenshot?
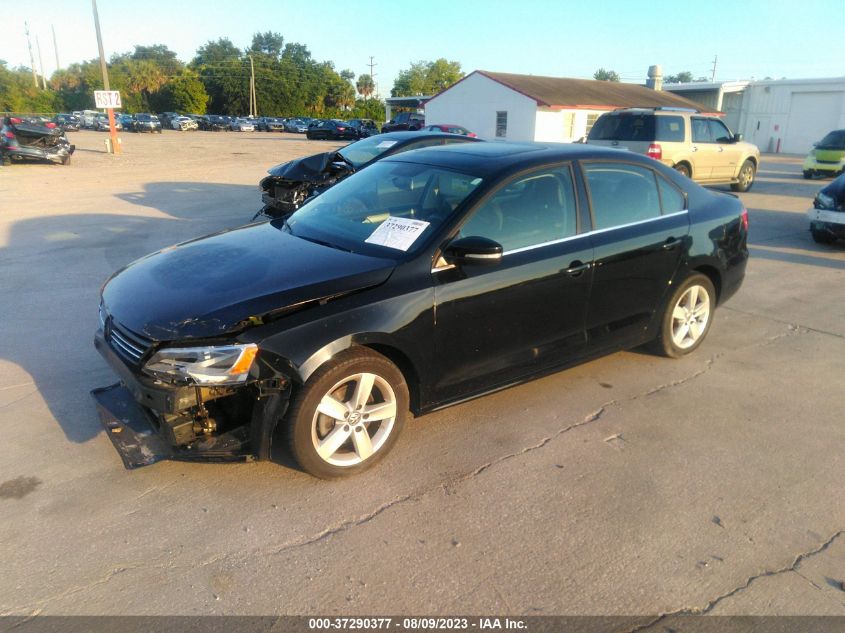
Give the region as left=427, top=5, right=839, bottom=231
left=584, top=163, right=663, bottom=229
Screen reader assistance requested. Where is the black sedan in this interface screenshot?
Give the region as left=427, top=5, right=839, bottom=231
left=808, top=173, right=845, bottom=243
left=94, top=142, right=748, bottom=478
left=132, top=113, right=162, bottom=133
left=257, top=131, right=480, bottom=219
left=306, top=119, right=358, bottom=141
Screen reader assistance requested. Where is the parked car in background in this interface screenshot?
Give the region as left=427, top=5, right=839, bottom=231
left=285, top=119, right=309, bottom=133
left=118, top=114, right=135, bottom=130
left=381, top=112, right=425, bottom=133
left=258, top=131, right=481, bottom=219
left=230, top=118, right=255, bottom=132
left=94, top=142, right=748, bottom=477
left=259, top=117, right=287, bottom=132
left=1, top=116, right=74, bottom=165
left=201, top=115, right=229, bottom=131
left=424, top=124, right=476, bottom=137
left=133, top=113, right=162, bottom=133
left=171, top=116, right=198, bottom=131
left=306, top=119, right=358, bottom=141
left=803, top=129, right=845, bottom=179
left=347, top=119, right=380, bottom=138
left=158, top=112, right=179, bottom=129
left=807, top=173, right=845, bottom=243
left=93, top=113, right=122, bottom=131
left=54, top=114, right=80, bottom=132
left=587, top=107, right=760, bottom=192
left=79, top=110, right=99, bottom=129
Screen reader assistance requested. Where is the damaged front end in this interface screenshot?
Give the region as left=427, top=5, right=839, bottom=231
left=256, top=151, right=354, bottom=220
left=92, top=325, right=291, bottom=469
left=1, top=117, right=75, bottom=165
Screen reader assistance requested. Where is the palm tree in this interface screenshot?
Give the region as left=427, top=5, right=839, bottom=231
left=356, top=74, right=375, bottom=100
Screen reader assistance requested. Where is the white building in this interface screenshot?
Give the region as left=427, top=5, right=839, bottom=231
left=423, top=70, right=710, bottom=143
left=665, top=77, right=845, bottom=154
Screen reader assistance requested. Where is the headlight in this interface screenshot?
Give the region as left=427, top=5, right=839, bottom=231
left=815, top=192, right=836, bottom=210
left=143, top=344, right=258, bottom=385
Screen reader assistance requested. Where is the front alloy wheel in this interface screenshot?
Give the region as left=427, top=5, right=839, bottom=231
left=655, top=274, right=716, bottom=358
left=731, top=159, right=756, bottom=192
left=287, top=348, right=408, bottom=478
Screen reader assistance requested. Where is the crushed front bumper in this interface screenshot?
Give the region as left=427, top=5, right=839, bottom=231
left=3, top=143, right=74, bottom=164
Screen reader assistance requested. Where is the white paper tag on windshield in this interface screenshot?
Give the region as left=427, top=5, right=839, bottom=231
left=376, top=140, right=398, bottom=149
left=365, top=217, right=430, bottom=251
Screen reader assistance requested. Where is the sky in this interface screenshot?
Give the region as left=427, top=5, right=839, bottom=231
left=5, top=0, right=844, bottom=100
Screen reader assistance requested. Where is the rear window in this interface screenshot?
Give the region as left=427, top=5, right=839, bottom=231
left=818, top=130, right=845, bottom=149
left=589, top=114, right=655, bottom=142
left=588, top=113, right=685, bottom=142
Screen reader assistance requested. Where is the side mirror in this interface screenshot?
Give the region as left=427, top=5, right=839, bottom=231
left=443, top=236, right=503, bottom=265
left=733, top=133, right=743, bottom=143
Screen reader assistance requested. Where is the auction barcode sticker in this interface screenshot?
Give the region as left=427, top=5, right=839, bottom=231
left=365, top=217, right=430, bottom=251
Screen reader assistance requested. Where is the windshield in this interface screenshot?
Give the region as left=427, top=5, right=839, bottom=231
left=818, top=130, right=845, bottom=149
left=337, top=136, right=404, bottom=168
left=286, top=161, right=483, bottom=258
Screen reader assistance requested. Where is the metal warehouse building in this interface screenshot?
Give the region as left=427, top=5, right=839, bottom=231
left=423, top=70, right=710, bottom=143
left=665, top=77, right=845, bottom=155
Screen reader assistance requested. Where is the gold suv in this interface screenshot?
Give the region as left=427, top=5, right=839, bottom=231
left=587, top=108, right=760, bottom=192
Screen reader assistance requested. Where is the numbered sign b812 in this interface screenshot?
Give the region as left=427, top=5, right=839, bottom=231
left=94, top=90, right=122, bottom=109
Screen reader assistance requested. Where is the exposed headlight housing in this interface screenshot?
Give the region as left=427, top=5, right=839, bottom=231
left=143, top=344, right=258, bottom=385
left=815, top=192, right=837, bottom=210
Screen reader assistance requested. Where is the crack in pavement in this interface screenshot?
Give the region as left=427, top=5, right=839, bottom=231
left=626, top=530, right=845, bottom=632
left=7, top=322, right=808, bottom=611
left=722, top=305, right=845, bottom=341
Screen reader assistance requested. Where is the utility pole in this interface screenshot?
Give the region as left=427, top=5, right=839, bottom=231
left=249, top=54, right=256, bottom=117
left=91, top=0, right=120, bottom=154
left=711, top=55, right=718, bottom=82
left=36, top=34, right=47, bottom=89
left=368, top=56, right=377, bottom=100
left=24, top=22, right=38, bottom=88
left=52, top=24, right=60, bottom=71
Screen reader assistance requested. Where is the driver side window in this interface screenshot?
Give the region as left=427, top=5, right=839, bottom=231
left=459, top=166, right=578, bottom=253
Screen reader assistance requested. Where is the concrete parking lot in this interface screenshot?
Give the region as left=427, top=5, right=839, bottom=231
left=1, top=130, right=844, bottom=619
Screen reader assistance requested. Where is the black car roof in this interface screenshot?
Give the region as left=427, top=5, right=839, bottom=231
left=383, top=141, right=659, bottom=178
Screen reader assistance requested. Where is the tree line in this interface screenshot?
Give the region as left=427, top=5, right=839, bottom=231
left=2, top=32, right=463, bottom=122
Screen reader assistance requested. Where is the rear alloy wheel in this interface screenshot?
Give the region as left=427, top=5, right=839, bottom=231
left=655, top=274, right=716, bottom=358
left=674, top=163, right=691, bottom=179
left=287, top=347, right=408, bottom=478
left=731, top=159, right=756, bottom=192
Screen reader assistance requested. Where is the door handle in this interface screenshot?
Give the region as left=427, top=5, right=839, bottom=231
left=662, top=237, right=681, bottom=250
left=717, top=147, right=724, bottom=152
left=565, top=261, right=592, bottom=276
left=691, top=146, right=698, bottom=152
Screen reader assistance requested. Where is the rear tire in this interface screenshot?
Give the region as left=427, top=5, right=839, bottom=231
left=286, top=347, right=408, bottom=479
left=731, top=159, right=756, bottom=192
left=653, top=273, right=716, bottom=358
left=674, top=163, right=691, bottom=179
left=803, top=170, right=813, bottom=180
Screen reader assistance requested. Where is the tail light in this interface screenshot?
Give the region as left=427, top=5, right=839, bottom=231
left=647, top=143, right=662, bottom=160
left=3, top=131, right=15, bottom=139
left=9, top=117, right=22, bottom=124
left=740, top=208, right=748, bottom=232
left=45, top=122, right=56, bottom=128
left=336, top=127, right=346, bottom=131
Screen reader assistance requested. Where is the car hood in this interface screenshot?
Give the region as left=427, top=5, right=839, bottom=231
left=819, top=172, right=845, bottom=202
left=265, top=151, right=351, bottom=184
left=101, top=221, right=395, bottom=341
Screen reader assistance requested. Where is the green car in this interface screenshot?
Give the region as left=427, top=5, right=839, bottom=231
left=803, top=129, right=845, bottom=179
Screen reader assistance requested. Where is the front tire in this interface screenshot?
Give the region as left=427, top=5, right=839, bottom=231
left=286, top=347, right=408, bottom=478
left=811, top=224, right=836, bottom=244
left=654, top=274, right=716, bottom=358
left=731, top=159, right=756, bottom=192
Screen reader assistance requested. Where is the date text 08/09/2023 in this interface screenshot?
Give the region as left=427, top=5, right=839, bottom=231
left=308, top=617, right=527, bottom=630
